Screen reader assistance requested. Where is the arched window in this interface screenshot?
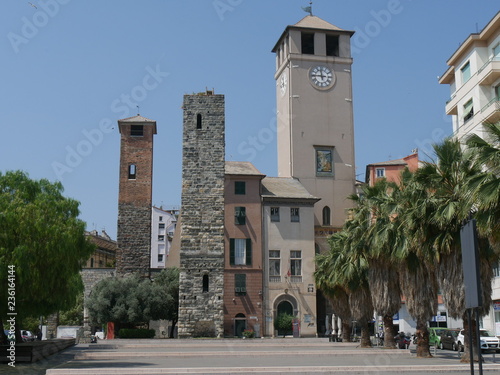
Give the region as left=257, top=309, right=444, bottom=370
left=202, top=274, right=209, bottom=293
left=322, top=206, right=331, bottom=226
left=196, top=114, right=202, bottom=129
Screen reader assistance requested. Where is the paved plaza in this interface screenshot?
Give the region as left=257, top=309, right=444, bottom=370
left=3, top=338, right=500, bottom=375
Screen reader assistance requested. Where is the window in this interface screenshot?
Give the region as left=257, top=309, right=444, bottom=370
left=376, top=168, right=385, bottom=178
left=494, top=44, right=500, bottom=58
left=130, top=125, right=144, bottom=136
left=271, top=207, right=280, bottom=222
left=269, top=250, right=281, bottom=282
left=202, top=274, right=209, bottom=293
left=235, top=181, right=246, bottom=195
left=494, top=262, right=500, bottom=278
left=230, top=238, right=252, bottom=266
left=159, top=223, right=165, bottom=229
left=290, top=208, right=300, bottom=222
left=463, top=99, right=474, bottom=122
left=301, top=32, right=315, bottom=54
left=322, top=206, right=331, bottom=226
left=461, top=61, right=471, bottom=83
left=196, top=114, right=202, bottom=129
left=159, top=216, right=163, bottom=222
left=290, top=250, right=302, bottom=281
left=128, top=164, right=136, bottom=179
left=315, top=147, right=334, bottom=177
left=234, top=206, right=246, bottom=225
left=326, top=34, right=339, bottom=57
left=158, top=254, right=163, bottom=262
left=158, top=235, right=165, bottom=241
left=235, top=274, right=246, bottom=296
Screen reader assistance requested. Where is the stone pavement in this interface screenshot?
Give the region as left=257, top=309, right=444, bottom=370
left=2, top=337, right=500, bottom=375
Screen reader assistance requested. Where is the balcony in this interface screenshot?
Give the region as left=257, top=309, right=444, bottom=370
left=269, top=276, right=281, bottom=283
left=478, top=57, right=500, bottom=86
left=480, top=96, right=500, bottom=124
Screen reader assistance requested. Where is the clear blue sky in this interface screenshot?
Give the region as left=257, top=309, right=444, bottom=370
left=1, top=0, right=498, bottom=239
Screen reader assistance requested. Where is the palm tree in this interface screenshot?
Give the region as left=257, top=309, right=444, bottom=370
left=314, top=257, right=353, bottom=342
left=415, top=138, right=498, bottom=362
left=350, top=180, right=402, bottom=349
left=315, top=229, right=373, bottom=347
left=466, top=122, right=500, bottom=251
left=390, top=168, right=440, bottom=357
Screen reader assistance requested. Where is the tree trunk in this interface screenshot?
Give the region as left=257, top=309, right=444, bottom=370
left=382, top=315, right=396, bottom=348
left=342, top=321, right=352, bottom=342
left=460, top=315, right=482, bottom=363
left=360, top=321, right=372, bottom=348
left=169, top=319, right=177, bottom=338
left=415, top=320, right=432, bottom=358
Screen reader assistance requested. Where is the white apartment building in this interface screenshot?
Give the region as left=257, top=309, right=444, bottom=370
left=439, top=11, right=500, bottom=335
left=151, top=206, right=178, bottom=268
left=439, top=11, right=500, bottom=142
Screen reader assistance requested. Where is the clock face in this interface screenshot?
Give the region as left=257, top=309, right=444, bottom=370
left=309, top=66, right=334, bottom=89
left=280, top=73, right=287, bottom=96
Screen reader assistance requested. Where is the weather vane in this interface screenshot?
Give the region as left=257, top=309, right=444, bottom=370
left=302, top=1, right=313, bottom=16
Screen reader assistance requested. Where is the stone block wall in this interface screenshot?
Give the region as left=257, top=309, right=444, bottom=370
left=116, top=204, right=151, bottom=275
left=178, top=93, right=225, bottom=338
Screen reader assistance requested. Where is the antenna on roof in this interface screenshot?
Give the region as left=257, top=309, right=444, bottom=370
left=302, top=1, right=313, bottom=16
left=137, top=105, right=140, bottom=115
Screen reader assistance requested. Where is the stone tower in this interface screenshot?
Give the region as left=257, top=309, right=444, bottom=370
left=178, top=92, right=225, bottom=338
left=116, top=115, right=157, bottom=277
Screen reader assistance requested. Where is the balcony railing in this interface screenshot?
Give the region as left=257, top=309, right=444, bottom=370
left=480, top=96, right=500, bottom=113
left=269, top=276, right=281, bottom=283
left=290, top=275, right=302, bottom=283
left=478, top=56, right=500, bottom=74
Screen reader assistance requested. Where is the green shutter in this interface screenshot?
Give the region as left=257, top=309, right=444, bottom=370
left=246, top=239, right=252, bottom=265
left=230, top=239, right=235, bottom=265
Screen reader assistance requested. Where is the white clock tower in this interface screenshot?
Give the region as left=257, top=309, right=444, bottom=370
left=273, top=14, right=356, bottom=253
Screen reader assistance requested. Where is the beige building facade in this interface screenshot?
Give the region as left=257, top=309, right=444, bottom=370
left=262, top=177, right=319, bottom=337
left=439, top=11, right=500, bottom=142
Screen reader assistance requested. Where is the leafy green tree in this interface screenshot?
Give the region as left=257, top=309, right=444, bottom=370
left=274, top=313, right=293, bottom=337
left=59, top=292, right=84, bottom=326
left=87, top=268, right=179, bottom=336
left=151, top=268, right=179, bottom=338
left=0, top=170, right=94, bottom=342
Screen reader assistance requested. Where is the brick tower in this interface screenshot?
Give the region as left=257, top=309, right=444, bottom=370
left=178, top=92, right=225, bottom=338
left=116, top=115, right=157, bottom=277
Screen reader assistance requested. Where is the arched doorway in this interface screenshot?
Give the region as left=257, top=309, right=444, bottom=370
left=234, top=313, right=246, bottom=337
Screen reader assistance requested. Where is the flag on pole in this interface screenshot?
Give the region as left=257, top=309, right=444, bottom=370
left=302, top=6, right=312, bottom=16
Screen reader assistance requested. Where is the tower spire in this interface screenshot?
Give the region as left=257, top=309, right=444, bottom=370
left=302, top=1, right=313, bottom=16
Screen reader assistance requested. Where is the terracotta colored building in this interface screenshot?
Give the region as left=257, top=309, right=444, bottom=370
left=365, top=152, right=419, bottom=186
left=223, top=161, right=265, bottom=337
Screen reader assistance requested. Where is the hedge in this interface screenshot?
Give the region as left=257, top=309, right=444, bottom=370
left=118, top=328, right=156, bottom=338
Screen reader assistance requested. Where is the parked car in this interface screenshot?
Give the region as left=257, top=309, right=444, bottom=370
left=439, top=329, right=460, bottom=350
left=456, top=329, right=500, bottom=353
left=428, top=327, right=447, bottom=347
left=21, top=330, right=35, bottom=342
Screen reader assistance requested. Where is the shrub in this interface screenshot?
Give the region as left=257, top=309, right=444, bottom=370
left=242, top=329, right=255, bottom=338
left=192, top=321, right=216, bottom=338
left=118, top=328, right=155, bottom=339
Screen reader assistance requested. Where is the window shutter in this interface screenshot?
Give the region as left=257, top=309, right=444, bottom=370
left=246, top=239, right=252, bottom=265
left=230, top=239, right=235, bottom=265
